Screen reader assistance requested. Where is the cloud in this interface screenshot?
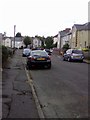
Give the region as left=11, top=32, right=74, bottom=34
left=0, top=0, right=89, bottom=36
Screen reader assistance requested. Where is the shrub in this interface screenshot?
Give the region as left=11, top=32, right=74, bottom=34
left=7, top=47, right=13, bottom=57
left=82, top=48, right=90, bottom=52
left=2, top=45, right=9, bottom=63
left=62, top=43, right=70, bottom=53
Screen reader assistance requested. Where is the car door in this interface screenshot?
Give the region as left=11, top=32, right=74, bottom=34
left=65, top=49, right=71, bottom=60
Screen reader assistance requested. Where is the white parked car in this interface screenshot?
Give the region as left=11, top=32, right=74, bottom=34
left=22, top=48, right=31, bottom=57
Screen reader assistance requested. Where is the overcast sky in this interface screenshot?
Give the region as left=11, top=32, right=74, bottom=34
left=0, top=0, right=89, bottom=37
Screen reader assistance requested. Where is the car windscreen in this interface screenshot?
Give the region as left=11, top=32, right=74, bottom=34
left=24, top=49, right=30, bottom=53
left=31, top=51, right=48, bottom=56
left=45, top=49, right=50, bottom=52
left=72, top=50, right=83, bottom=54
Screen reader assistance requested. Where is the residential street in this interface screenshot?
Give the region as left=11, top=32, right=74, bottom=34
left=24, top=52, right=88, bottom=118
left=1, top=0, right=89, bottom=119
left=2, top=49, right=88, bottom=119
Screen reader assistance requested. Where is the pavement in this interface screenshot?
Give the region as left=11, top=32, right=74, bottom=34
left=2, top=49, right=39, bottom=119
left=83, top=59, right=90, bottom=64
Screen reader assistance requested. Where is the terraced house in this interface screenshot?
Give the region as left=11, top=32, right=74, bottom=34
left=32, top=37, right=42, bottom=48
left=57, top=28, right=71, bottom=49
left=71, top=22, right=90, bottom=49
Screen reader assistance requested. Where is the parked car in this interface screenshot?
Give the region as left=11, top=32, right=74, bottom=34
left=22, top=48, right=31, bottom=57
left=43, top=49, right=52, bottom=55
left=63, top=49, right=84, bottom=62
left=26, top=50, right=51, bottom=69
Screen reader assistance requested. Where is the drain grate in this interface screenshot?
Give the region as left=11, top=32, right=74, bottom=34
left=2, top=95, right=9, bottom=98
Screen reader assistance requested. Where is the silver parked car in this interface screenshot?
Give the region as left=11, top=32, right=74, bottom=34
left=63, top=49, right=84, bottom=62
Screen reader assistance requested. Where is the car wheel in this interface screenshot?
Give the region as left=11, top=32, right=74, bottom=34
left=48, top=64, right=51, bottom=69
left=48, top=66, right=51, bottom=69
left=63, top=57, right=65, bottom=61
left=67, top=57, right=71, bottom=62
left=80, top=60, right=83, bottom=62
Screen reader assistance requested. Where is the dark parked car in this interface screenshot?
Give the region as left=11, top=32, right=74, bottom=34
left=22, top=48, right=31, bottom=57
left=63, top=49, right=84, bottom=62
left=26, top=50, right=51, bottom=69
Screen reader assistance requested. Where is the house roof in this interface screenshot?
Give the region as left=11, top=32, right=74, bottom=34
left=11, top=37, right=23, bottom=41
left=59, top=28, right=71, bottom=37
left=73, top=22, right=90, bottom=30
left=84, top=22, right=90, bottom=30
left=53, top=34, right=58, bottom=38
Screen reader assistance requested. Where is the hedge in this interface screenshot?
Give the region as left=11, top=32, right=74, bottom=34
left=2, top=45, right=14, bottom=66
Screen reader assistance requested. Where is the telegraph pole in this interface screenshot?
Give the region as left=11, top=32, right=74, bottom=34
left=14, top=25, right=16, bottom=48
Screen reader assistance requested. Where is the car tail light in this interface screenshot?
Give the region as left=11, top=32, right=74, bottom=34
left=28, top=56, right=35, bottom=61
left=31, top=57, right=35, bottom=60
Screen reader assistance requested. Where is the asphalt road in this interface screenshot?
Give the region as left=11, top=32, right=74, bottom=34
left=27, top=54, right=88, bottom=118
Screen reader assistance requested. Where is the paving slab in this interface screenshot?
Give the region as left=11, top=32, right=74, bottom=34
left=8, top=94, right=39, bottom=118
left=13, top=81, right=32, bottom=93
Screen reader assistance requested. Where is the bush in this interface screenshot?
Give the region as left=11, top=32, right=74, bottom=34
left=62, top=43, right=70, bottom=53
left=2, top=45, right=9, bottom=63
left=8, top=48, right=14, bottom=57
left=2, top=46, right=14, bottom=65
left=82, top=48, right=90, bottom=52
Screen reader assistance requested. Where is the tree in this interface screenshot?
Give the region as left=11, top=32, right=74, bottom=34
left=16, top=32, right=21, bottom=37
left=23, top=36, right=32, bottom=47
left=52, top=42, right=57, bottom=48
left=62, top=43, right=70, bottom=53
left=45, top=36, right=53, bottom=49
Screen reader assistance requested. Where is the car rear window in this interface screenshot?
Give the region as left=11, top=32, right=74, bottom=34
left=24, top=49, right=30, bottom=53
left=72, top=50, right=83, bottom=54
left=32, top=51, right=48, bottom=56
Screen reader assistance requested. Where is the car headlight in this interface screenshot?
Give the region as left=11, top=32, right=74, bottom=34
left=82, top=56, right=84, bottom=59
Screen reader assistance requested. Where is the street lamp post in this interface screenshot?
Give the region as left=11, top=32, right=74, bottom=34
left=14, top=25, right=16, bottom=48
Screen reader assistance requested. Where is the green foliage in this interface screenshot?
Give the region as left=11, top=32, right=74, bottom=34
left=2, top=46, right=14, bottom=64
left=82, top=48, right=90, bottom=52
left=52, top=42, right=57, bottom=48
left=2, top=45, right=9, bottom=63
left=7, top=47, right=14, bottom=56
left=23, top=36, right=32, bottom=47
left=40, top=36, right=45, bottom=47
left=45, top=36, right=53, bottom=49
left=35, top=35, right=45, bottom=47
left=62, top=43, right=70, bottom=53
left=16, top=32, right=21, bottom=37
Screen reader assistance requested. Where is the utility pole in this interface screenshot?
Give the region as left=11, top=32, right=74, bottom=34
left=14, top=25, right=16, bottom=48
left=3, top=32, right=6, bottom=46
